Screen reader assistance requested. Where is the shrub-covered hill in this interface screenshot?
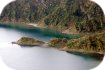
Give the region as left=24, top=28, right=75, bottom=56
left=67, top=31, right=105, bottom=52
left=0, top=0, right=105, bottom=33
left=49, top=31, right=105, bottom=54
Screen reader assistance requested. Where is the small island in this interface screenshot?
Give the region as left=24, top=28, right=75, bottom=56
left=12, top=37, right=45, bottom=46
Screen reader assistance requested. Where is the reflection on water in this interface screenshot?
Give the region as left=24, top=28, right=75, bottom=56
left=0, top=27, right=101, bottom=70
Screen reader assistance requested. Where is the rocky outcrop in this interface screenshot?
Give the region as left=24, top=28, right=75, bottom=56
left=48, top=38, right=68, bottom=48
left=13, top=37, right=45, bottom=46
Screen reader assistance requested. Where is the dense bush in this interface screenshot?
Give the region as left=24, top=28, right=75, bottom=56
left=0, top=0, right=105, bottom=32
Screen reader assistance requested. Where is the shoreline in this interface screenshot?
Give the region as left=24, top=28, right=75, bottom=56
left=27, top=23, right=80, bottom=35
left=0, top=22, right=80, bottom=35
left=60, top=47, right=104, bottom=60
left=0, top=22, right=105, bottom=56
left=0, top=22, right=104, bottom=59
left=0, top=23, right=105, bottom=55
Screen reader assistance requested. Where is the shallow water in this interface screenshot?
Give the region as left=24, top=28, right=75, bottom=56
left=0, top=27, right=101, bottom=70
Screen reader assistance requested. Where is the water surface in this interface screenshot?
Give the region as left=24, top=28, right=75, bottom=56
left=0, top=26, right=101, bottom=70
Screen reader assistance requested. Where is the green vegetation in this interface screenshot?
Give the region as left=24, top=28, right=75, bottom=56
left=67, top=31, right=105, bottom=52
left=0, top=0, right=105, bottom=57
left=49, top=38, right=68, bottom=48
left=0, top=0, right=59, bottom=23
left=49, top=31, right=105, bottom=53
left=14, top=37, right=45, bottom=46
left=0, top=0, right=105, bottom=51
left=0, top=0, right=105, bottom=33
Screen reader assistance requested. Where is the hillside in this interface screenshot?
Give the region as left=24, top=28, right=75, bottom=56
left=0, top=0, right=105, bottom=33
left=48, top=31, right=105, bottom=56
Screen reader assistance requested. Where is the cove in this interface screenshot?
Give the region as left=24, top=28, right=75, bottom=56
left=0, top=25, right=102, bottom=70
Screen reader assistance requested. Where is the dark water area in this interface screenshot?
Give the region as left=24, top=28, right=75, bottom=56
left=0, top=24, right=102, bottom=70
left=0, top=23, right=80, bottom=39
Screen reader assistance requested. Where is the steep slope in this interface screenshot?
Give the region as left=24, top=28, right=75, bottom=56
left=0, top=0, right=60, bottom=22
left=0, top=0, right=105, bottom=33
left=44, top=0, right=105, bottom=32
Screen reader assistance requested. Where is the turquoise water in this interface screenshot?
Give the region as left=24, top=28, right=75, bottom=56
left=0, top=26, right=101, bottom=70
left=0, top=24, right=80, bottom=39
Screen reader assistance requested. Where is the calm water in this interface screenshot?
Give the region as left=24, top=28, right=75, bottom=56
left=0, top=26, right=101, bottom=70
